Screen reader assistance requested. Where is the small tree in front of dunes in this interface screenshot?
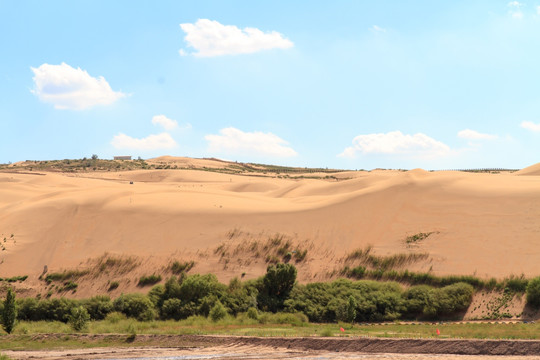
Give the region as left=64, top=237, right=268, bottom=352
left=2, top=288, right=17, bottom=334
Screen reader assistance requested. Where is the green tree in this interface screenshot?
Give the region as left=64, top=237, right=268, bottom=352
left=346, top=295, right=357, bottom=323
left=2, top=288, right=17, bottom=334
left=258, top=263, right=297, bottom=312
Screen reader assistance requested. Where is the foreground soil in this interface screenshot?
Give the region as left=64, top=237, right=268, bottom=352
left=4, top=334, right=540, bottom=358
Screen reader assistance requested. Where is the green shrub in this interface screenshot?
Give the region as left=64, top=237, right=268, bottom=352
left=81, top=296, right=112, bottom=320
left=105, top=311, right=126, bottom=323
left=505, top=275, right=528, bottom=293
left=68, top=306, right=90, bottom=331
left=16, top=298, right=39, bottom=321
left=526, top=277, right=540, bottom=308
left=209, top=301, right=228, bottom=322
left=247, top=307, right=258, bottom=320
left=113, top=294, right=156, bottom=321
left=161, top=298, right=183, bottom=320
left=35, top=298, right=77, bottom=322
left=402, top=285, right=431, bottom=316
left=423, top=282, right=474, bottom=318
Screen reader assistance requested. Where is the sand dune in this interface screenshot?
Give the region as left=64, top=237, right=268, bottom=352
left=1, top=159, right=540, bottom=297
left=516, top=162, right=540, bottom=176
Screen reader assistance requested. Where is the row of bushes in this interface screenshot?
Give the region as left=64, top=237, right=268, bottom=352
left=344, top=267, right=529, bottom=292
left=1, top=264, right=479, bottom=324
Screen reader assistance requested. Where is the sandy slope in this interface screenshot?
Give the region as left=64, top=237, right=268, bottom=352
left=1, top=160, right=540, bottom=296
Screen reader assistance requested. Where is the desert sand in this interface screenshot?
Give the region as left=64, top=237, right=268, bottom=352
left=1, top=157, right=540, bottom=297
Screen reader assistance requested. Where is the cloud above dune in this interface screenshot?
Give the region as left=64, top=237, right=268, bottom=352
left=205, top=127, right=297, bottom=157
left=179, top=19, right=293, bottom=57
left=111, top=132, right=177, bottom=150
left=339, top=131, right=450, bottom=158
left=31, top=62, right=125, bottom=110
left=457, top=129, right=498, bottom=140
left=152, top=115, right=178, bottom=130
left=521, top=121, right=540, bottom=132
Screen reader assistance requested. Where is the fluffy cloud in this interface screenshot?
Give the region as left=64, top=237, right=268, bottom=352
left=339, top=131, right=450, bottom=158
left=31, top=63, right=125, bottom=110
left=179, top=19, right=293, bottom=57
left=152, top=115, right=178, bottom=130
left=457, top=129, right=498, bottom=140
left=371, top=25, right=386, bottom=33
left=508, top=1, right=524, bottom=19
left=111, top=133, right=177, bottom=150
left=205, top=127, right=297, bottom=157
left=521, top=121, right=540, bottom=132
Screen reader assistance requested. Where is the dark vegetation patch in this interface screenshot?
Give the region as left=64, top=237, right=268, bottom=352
left=169, top=261, right=195, bottom=275
left=95, top=254, right=139, bottom=275
left=344, top=245, right=429, bottom=270
left=0, top=276, right=27, bottom=283
left=405, top=232, right=438, bottom=244
left=215, top=232, right=310, bottom=269
left=138, top=274, right=162, bottom=287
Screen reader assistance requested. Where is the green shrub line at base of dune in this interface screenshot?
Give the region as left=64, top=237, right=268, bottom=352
left=2, top=264, right=540, bottom=339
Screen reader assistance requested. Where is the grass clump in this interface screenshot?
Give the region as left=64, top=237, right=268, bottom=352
left=96, top=254, right=139, bottom=274
left=345, top=245, right=429, bottom=270
left=138, top=274, right=162, bottom=287
left=169, top=261, right=195, bottom=275
left=45, top=270, right=89, bottom=283
left=0, top=275, right=27, bottom=283
left=405, top=232, right=435, bottom=244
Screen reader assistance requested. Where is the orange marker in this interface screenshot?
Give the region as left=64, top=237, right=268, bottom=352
left=340, top=327, right=345, bottom=332
left=436, top=329, right=440, bottom=335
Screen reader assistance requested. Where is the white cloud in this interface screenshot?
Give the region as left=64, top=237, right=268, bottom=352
left=179, top=19, right=293, bottom=57
left=205, top=127, right=297, bottom=157
left=111, top=133, right=177, bottom=150
left=508, top=1, right=524, bottom=19
left=457, top=129, right=498, bottom=140
left=371, top=25, right=386, bottom=33
left=339, top=131, right=450, bottom=158
left=537, top=5, right=540, bottom=15
left=31, top=63, right=125, bottom=110
left=521, top=121, right=540, bottom=132
left=152, top=115, right=178, bottom=130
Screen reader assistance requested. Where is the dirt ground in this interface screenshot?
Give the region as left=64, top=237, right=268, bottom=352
left=4, top=335, right=540, bottom=359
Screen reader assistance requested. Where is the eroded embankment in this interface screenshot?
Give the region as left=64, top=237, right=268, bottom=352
left=5, top=334, right=540, bottom=356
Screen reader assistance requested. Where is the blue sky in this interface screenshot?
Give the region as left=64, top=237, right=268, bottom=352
left=1, top=1, right=540, bottom=170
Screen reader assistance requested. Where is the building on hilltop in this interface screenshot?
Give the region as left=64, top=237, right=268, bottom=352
left=114, top=156, right=132, bottom=161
